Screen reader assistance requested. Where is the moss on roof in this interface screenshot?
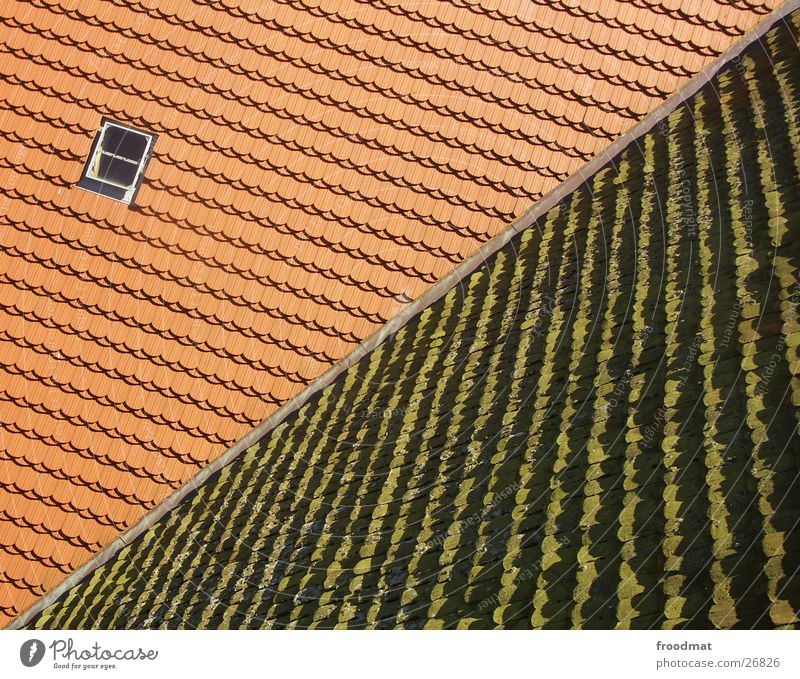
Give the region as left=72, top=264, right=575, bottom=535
left=27, top=12, right=800, bottom=630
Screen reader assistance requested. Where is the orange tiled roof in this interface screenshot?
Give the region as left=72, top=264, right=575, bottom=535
left=0, top=0, right=781, bottom=626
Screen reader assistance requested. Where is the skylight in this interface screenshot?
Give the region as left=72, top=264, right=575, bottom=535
left=77, top=120, right=155, bottom=204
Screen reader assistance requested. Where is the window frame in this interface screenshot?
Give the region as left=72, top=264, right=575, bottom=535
left=77, top=119, right=157, bottom=205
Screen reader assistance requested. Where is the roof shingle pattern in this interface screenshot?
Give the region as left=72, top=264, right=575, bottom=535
left=0, top=0, right=784, bottom=626
left=25, top=9, right=800, bottom=629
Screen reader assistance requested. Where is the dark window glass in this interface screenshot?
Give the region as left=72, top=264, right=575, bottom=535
left=102, top=126, right=149, bottom=163
left=95, top=153, right=140, bottom=188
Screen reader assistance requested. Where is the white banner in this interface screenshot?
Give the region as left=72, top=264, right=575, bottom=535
left=0, top=630, right=796, bottom=678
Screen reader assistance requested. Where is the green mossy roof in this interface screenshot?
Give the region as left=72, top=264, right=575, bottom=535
left=28, top=13, right=800, bottom=630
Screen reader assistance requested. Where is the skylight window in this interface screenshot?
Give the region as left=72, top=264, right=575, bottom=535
left=77, top=120, right=155, bottom=204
